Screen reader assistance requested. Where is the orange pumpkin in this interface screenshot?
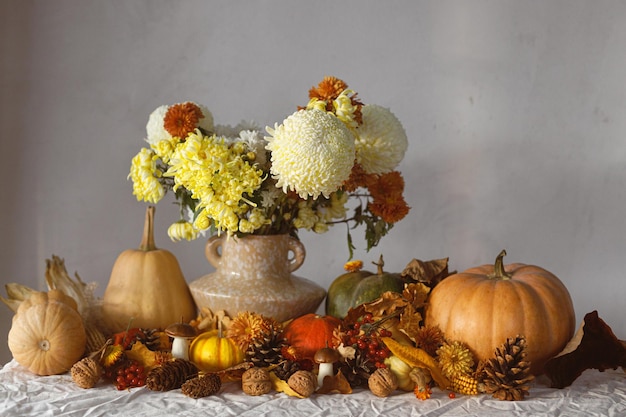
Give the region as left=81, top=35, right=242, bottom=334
left=283, top=313, right=341, bottom=360
left=189, top=330, right=245, bottom=372
left=424, top=250, right=575, bottom=375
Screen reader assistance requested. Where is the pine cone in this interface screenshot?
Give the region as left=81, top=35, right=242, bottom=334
left=337, top=351, right=375, bottom=388
left=181, top=374, right=222, bottom=398
left=139, top=328, right=163, bottom=351
left=146, top=359, right=199, bottom=391
left=245, top=330, right=286, bottom=367
left=479, top=335, right=534, bottom=401
left=272, top=360, right=302, bottom=381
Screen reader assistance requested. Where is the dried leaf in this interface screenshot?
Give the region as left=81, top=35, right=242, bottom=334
left=125, top=342, right=163, bottom=371
left=398, top=304, right=423, bottom=342
left=402, top=283, right=430, bottom=308
left=317, top=371, right=352, bottom=394
left=269, top=371, right=306, bottom=398
left=544, top=311, right=626, bottom=388
left=362, top=291, right=408, bottom=320
left=401, top=258, right=451, bottom=287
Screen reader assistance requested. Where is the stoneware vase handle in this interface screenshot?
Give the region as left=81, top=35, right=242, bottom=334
left=288, top=236, right=305, bottom=272
left=205, top=235, right=223, bottom=268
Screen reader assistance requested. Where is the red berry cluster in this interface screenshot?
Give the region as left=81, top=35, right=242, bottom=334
left=105, top=360, right=146, bottom=390
left=343, top=313, right=392, bottom=369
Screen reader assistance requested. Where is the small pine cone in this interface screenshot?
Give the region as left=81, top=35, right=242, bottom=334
left=480, top=335, right=534, bottom=401
left=71, top=356, right=103, bottom=389
left=272, top=360, right=302, bottom=381
left=139, top=328, right=164, bottom=351
left=146, top=359, right=199, bottom=391
left=181, top=374, right=222, bottom=398
left=246, top=330, right=286, bottom=367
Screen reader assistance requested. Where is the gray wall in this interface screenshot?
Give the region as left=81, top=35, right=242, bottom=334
left=2, top=0, right=626, bottom=365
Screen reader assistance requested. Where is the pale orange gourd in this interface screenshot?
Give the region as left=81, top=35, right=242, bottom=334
left=102, top=206, right=197, bottom=332
left=424, top=250, right=576, bottom=375
left=8, top=290, right=86, bottom=376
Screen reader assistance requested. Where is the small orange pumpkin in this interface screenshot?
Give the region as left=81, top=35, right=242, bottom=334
left=189, top=330, right=245, bottom=372
left=424, top=250, right=576, bottom=375
left=283, top=313, right=341, bottom=360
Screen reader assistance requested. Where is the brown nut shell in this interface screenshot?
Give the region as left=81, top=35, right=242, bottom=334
left=288, top=370, right=317, bottom=397
left=241, top=367, right=272, bottom=396
left=368, top=367, right=398, bottom=397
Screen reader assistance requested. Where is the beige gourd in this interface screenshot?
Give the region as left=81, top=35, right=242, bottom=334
left=102, top=206, right=197, bottom=332
left=8, top=289, right=86, bottom=375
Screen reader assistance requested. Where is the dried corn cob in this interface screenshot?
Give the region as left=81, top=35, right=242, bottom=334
left=451, top=374, right=479, bottom=395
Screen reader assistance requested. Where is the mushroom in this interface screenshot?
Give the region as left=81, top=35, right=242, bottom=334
left=313, top=346, right=340, bottom=388
left=165, top=321, right=197, bottom=360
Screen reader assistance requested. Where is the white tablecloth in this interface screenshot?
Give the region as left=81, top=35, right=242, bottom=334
left=1, top=360, right=625, bottom=417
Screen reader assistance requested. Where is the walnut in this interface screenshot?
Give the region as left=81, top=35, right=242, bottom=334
left=71, top=357, right=103, bottom=389
left=368, top=368, right=398, bottom=397
left=287, top=370, right=317, bottom=397
left=241, top=367, right=272, bottom=396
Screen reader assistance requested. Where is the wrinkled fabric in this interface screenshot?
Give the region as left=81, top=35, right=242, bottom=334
left=1, top=360, right=625, bottom=417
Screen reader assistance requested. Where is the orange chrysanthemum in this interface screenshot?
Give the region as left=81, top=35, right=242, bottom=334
left=366, top=171, right=406, bottom=200
left=163, top=102, right=204, bottom=138
left=226, top=311, right=281, bottom=352
left=309, top=76, right=349, bottom=102
left=368, top=194, right=410, bottom=223
left=342, top=163, right=375, bottom=192
left=344, top=260, right=363, bottom=272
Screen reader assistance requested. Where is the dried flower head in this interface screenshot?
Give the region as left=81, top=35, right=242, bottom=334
left=344, top=260, right=364, bottom=272
left=227, top=311, right=280, bottom=352
left=437, top=340, right=475, bottom=380
left=413, top=326, right=445, bottom=357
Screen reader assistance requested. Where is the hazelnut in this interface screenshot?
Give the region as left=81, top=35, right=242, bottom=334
left=287, top=370, right=317, bottom=398
left=241, top=367, right=272, bottom=396
left=368, top=368, right=398, bottom=397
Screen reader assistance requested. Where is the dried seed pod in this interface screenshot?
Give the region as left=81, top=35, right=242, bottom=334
left=368, top=367, right=398, bottom=397
left=241, top=367, right=272, bottom=396
left=287, top=370, right=317, bottom=398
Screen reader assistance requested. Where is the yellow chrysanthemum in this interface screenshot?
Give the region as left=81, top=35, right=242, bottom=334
left=167, top=220, right=198, bottom=242
left=150, top=137, right=180, bottom=164
left=128, top=148, right=165, bottom=204
left=165, top=130, right=264, bottom=234
left=265, top=109, right=355, bottom=199
left=293, top=201, right=318, bottom=230
left=333, top=89, right=359, bottom=129
left=355, top=104, right=408, bottom=174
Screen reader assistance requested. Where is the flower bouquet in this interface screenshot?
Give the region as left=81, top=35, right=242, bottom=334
left=129, top=76, right=410, bottom=257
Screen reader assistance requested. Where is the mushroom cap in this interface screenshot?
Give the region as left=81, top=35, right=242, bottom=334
left=165, top=322, right=197, bottom=339
left=314, top=346, right=340, bottom=364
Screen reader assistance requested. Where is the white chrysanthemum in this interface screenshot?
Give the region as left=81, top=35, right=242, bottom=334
left=355, top=104, right=408, bottom=174
left=197, top=104, right=214, bottom=133
left=265, top=109, right=355, bottom=199
left=145, top=105, right=171, bottom=145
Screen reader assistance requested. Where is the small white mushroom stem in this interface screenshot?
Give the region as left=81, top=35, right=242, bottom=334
left=170, top=337, right=191, bottom=360
left=317, top=362, right=334, bottom=388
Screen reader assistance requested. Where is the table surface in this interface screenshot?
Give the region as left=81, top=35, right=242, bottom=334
left=1, top=359, right=625, bottom=417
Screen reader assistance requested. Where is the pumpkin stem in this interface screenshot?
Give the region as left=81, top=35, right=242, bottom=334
left=139, top=206, right=157, bottom=251
left=491, top=249, right=512, bottom=280
left=372, top=254, right=385, bottom=275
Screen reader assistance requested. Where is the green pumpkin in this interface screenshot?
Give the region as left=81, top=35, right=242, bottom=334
left=325, top=256, right=405, bottom=319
